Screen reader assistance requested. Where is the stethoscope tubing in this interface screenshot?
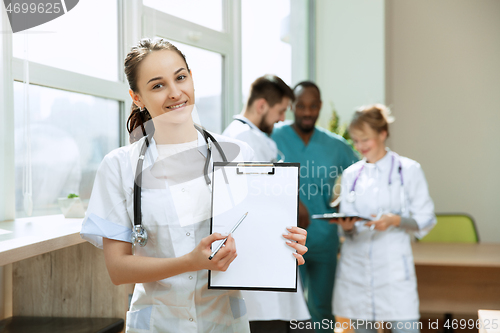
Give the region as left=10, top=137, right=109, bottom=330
left=131, top=124, right=227, bottom=248
left=347, top=152, right=406, bottom=215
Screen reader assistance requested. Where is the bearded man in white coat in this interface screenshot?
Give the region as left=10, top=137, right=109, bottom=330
left=223, top=75, right=313, bottom=333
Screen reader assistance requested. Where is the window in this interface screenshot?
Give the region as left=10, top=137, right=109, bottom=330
left=171, top=41, right=223, bottom=133
left=143, top=0, right=224, bottom=32
left=12, top=0, right=119, bottom=81
left=1, top=0, right=129, bottom=219
left=241, top=0, right=292, bottom=100
left=14, top=83, right=120, bottom=217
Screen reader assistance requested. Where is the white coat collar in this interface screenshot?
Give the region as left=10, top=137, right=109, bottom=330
left=363, top=147, right=392, bottom=171
left=234, top=115, right=275, bottom=145
left=137, top=128, right=207, bottom=168
left=234, top=115, right=260, bottom=132
left=375, top=147, right=393, bottom=170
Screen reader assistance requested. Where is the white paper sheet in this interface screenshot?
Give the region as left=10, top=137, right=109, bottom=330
left=209, top=163, right=299, bottom=291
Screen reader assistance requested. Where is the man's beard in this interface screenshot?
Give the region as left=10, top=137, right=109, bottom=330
left=258, top=116, right=273, bottom=135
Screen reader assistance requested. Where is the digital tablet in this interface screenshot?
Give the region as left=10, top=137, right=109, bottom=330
left=311, top=213, right=371, bottom=221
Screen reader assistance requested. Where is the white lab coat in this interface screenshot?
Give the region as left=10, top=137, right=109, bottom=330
left=333, top=150, right=436, bottom=321
left=81, top=130, right=253, bottom=333
left=223, top=116, right=311, bottom=321
left=223, top=116, right=279, bottom=162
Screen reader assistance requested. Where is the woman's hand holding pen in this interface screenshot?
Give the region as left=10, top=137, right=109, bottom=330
left=189, top=233, right=238, bottom=272
left=364, top=213, right=401, bottom=231
left=282, top=226, right=308, bottom=265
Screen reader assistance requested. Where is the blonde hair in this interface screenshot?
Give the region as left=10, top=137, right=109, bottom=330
left=349, top=104, right=394, bottom=137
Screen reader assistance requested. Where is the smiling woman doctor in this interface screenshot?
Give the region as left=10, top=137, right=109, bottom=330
left=80, top=38, right=307, bottom=333
left=331, top=104, right=436, bottom=333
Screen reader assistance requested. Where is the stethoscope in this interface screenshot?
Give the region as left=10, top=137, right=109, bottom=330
left=347, top=152, right=407, bottom=215
left=131, top=122, right=228, bottom=248
left=234, top=117, right=285, bottom=162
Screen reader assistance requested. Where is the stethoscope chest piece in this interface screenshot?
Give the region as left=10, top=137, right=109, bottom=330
left=347, top=191, right=356, bottom=203
left=131, top=224, right=148, bottom=247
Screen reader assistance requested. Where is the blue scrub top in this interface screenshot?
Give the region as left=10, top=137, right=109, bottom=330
left=272, top=124, right=358, bottom=256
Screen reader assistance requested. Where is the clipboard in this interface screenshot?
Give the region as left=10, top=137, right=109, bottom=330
left=208, top=162, right=300, bottom=292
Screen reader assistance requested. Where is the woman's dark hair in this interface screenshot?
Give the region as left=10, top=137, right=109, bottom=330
left=349, top=104, right=394, bottom=138
left=124, top=38, right=190, bottom=143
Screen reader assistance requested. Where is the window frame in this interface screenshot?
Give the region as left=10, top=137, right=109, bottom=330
left=1, top=6, right=15, bottom=222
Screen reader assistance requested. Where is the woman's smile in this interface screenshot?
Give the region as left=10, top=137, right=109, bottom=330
left=166, top=101, right=187, bottom=110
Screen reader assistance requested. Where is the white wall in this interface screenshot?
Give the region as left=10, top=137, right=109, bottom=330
left=290, top=0, right=310, bottom=85
left=315, top=0, right=385, bottom=129
left=386, top=0, right=500, bottom=243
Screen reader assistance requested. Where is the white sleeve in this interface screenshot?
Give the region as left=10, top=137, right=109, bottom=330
left=406, top=163, right=436, bottom=239
left=80, top=154, right=133, bottom=249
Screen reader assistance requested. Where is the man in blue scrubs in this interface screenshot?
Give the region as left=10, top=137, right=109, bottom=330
left=272, top=81, right=358, bottom=332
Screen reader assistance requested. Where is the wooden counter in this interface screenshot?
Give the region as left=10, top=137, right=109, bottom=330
left=412, top=243, right=500, bottom=267
left=412, top=243, right=500, bottom=315
left=0, top=215, right=132, bottom=320
left=0, top=215, right=85, bottom=266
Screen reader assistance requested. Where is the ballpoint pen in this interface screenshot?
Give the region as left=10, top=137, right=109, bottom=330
left=209, top=212, right=248, bottom=260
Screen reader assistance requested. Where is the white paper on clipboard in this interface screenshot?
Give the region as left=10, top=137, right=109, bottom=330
left=208, top=162, right=299, bottom=292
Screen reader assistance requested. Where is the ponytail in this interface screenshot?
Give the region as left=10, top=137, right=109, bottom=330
left=127, top=103, right=152, bottom=143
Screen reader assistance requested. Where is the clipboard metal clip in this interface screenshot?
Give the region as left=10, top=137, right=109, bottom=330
left=236, top=163, right=275, bottom=175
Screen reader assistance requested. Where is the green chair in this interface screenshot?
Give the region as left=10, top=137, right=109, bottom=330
left=419, top=213, right=479, bottom=243
left=418, top=213, right=479, bottom=333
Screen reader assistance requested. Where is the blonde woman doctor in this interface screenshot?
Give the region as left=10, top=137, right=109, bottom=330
left=331, top=104, right=436, bottom=333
